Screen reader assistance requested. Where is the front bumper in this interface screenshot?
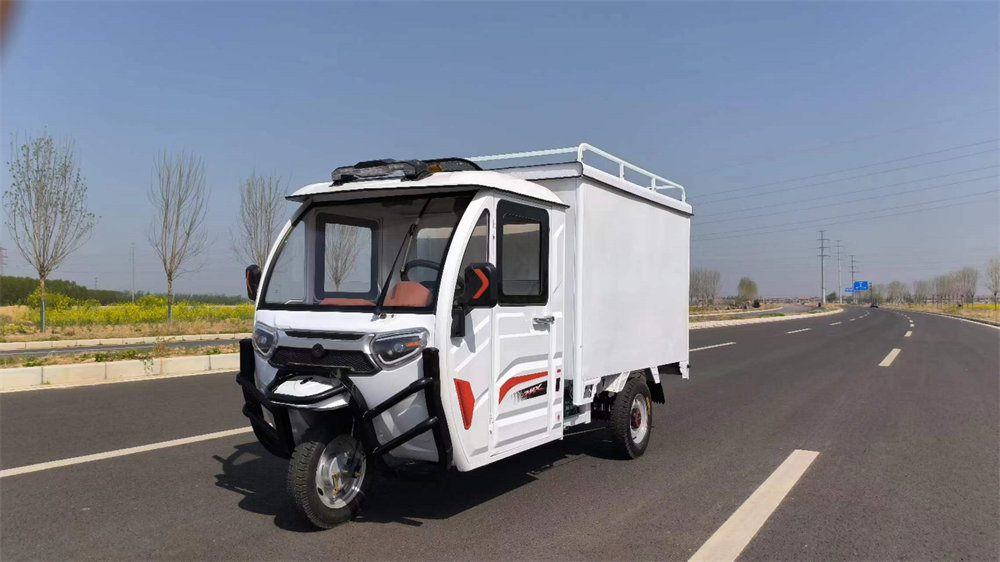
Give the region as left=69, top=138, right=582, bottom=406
left=235, top=339, right=453, bottom=472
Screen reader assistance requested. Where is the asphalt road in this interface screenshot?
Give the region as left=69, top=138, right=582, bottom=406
left=1, top=307, right=996, bottom=560
left=0, top=338, right=239, bottom=359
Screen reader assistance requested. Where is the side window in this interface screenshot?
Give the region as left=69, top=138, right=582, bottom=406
left=498, top=201, right=548, bottom=305
left=455, top=210, right=489, bottom=299
left=315, top=213, right=377, bottom=298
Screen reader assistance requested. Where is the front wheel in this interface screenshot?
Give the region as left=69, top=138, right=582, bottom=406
left=609, top=377, right=652, bottom=459
left=287, top=433, right=372, bottom=528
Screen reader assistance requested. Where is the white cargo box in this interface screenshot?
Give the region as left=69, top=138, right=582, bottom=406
left=472, top=145, right=692, bottom=404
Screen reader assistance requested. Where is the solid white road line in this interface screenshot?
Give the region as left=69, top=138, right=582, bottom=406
left=904, top=331, right=912, bottom=338
left=879, top=348, right=902, bottom=367
left=690, top=342, right=736, bottom=352
left=689, top=449, right=820, bottom=562
left=0, top=427, right=253, bottom=478
left=786, top=328, right=811, bottom=334
left=830, top=321, right=842, bottom=326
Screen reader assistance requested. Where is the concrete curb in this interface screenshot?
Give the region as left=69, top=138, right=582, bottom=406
left=690, top=307, right=843, bottom=330
left=0, top=353, right=239, bottom=391
left=689, top=305, right=783, bottom=318
left=0, top=333, right=251, bottom=352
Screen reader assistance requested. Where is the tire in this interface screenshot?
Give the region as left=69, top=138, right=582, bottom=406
left=287, top=433, right=372, bottom=529
left=609, top=376, right=653, bottom=459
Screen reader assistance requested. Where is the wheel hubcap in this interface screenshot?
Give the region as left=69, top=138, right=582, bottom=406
left=629, top=396, right=648, bottom=444
left=315, top=437, right=366, bottom=509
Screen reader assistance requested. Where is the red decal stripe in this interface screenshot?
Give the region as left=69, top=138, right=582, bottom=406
left=472, top=268, right=489, bottom=299
left=498, top=371, right=547, bottom=404
left=454, top=379, right=475, bottom=430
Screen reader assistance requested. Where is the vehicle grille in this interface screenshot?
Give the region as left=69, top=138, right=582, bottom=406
left=270, top=347, right=378, bottom=374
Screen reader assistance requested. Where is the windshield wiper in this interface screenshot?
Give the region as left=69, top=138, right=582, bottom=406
left=372, top=198, right=432, bottom=319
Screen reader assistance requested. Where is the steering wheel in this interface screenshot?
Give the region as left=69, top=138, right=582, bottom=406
left=401, top=259, right=443, bottom=281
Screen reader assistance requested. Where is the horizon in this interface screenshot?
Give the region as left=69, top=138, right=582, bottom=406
left=2, top=2, right=997, bottom=297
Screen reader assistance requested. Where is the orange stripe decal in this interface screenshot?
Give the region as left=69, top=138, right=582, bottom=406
left=454, top=379, right=475, bottom=430
left=498, top=371, right=547, bottom=404
left=472, top=268, right=489, bottom=299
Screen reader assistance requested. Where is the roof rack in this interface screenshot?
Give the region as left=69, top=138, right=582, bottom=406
left=468, top=143, right=686, bottom=202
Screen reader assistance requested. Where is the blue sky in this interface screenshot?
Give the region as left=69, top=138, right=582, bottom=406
left=2, top=1, right=997, bottom=297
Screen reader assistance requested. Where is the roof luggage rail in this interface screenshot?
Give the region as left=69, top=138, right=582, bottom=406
left=468, top=142, right=686, bottom=202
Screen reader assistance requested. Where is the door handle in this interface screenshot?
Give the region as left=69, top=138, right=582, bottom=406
left=533, top=315, right=555, bottom=325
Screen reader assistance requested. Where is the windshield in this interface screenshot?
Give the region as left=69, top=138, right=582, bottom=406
left=260, top=193, right=474, bottom=311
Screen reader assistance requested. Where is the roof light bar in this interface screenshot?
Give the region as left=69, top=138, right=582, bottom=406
left=331, top=159, right=429, bottom=186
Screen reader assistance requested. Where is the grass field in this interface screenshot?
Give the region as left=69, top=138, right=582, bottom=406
left=889, top=303, right=1000, bottom=322
left=0, top=295, right=253, bottom=341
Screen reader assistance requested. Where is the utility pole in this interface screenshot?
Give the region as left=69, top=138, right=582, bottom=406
left=850, top=255, right=858, bottom=305
left=835, top=240, right=843, bottom=304
left=94, top=276, right=98, bottom=291
left=0, top=246, right=7, bottom=306
left=817, top=230, right=830, bottom=306
left=130, top=243, right=136, bottom=303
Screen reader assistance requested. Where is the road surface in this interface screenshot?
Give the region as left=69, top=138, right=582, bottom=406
left=1, top=307, right=996, bottom=560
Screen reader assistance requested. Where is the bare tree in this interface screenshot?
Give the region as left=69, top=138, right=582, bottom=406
left=954, top=266, right=979, bottom=305
left=148, top=151, right=209, bottom=321
left=912, top=279, right=931, bottom=304
left=704, top=269, right=720, bottom=305
left=986, top=257, right=1000, bottom=310
left=886, top=280, right=909, bottom=304
left=3, top=133, right=97, bottom=331
left=325, top=224, right=362, bottom=291
left=231, top=172, right=286, bottom=267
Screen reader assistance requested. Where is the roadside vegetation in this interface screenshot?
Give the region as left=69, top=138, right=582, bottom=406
left=0, top=293, right=252, bottom=341
left=0, top=342, right=238, bottom=369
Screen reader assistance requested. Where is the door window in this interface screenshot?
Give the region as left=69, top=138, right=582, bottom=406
left=497, top=201, right=548, bottom=305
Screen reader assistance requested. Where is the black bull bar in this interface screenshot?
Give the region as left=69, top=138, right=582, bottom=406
left=235, top=339, right=453, bottom=473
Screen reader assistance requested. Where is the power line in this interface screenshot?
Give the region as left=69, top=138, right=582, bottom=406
left=695, top=187, right=998, bottom=240
left=698, top=164, right=1000, bottom=219
left=693, top=190, right=998, bottom=242
left=697, top=146, right=998, bottom=204
left=696, top=173, right=997, bottom=226
left=687, top=109, right=999, bottom=175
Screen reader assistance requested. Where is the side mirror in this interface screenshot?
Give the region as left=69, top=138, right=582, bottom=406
left=452, top=263, right=497, bottom=339
left=245, top=265, right=262, bottom=301
left=461, top=263, right=497, bottom=308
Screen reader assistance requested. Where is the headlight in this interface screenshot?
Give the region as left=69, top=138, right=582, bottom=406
left=252, top=323, right=278, bottom=357
left=370, top=329, right=427, bottom=369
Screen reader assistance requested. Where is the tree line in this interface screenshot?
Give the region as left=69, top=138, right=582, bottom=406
left=872, top=259, right=1000, bottom=308
left=690, top=268, right=759, bottom=306
left=4, top=132, right=285, bottom=330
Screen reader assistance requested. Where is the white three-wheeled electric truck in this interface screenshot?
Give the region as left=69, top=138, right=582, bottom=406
left=237, top=144, right=692, bottom=528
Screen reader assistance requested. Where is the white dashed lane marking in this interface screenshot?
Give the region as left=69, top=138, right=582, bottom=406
left=879, top=348, right=902, bottom=367
left=690, top=342, right=737, bottom=352
left=905, top=331, right=912, bottom=337
left=689, top=450, right=820, bottom=562
left=830, top=322, right=842, bottom=326
left=0, top=427, right=253, bottom=478
left=786, top=328, right=811, bottom=334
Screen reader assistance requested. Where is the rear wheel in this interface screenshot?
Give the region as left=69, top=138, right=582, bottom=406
left=609, top=377, right=652, bottom=459
left=287, top=433, right=372, bottom=528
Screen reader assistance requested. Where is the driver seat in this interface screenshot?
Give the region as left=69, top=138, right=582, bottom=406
left=383, top=281, right=432, bottom=307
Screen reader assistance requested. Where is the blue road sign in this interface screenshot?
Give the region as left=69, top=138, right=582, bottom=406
left=845, top=288, right=855, bottom=293
left=853, top=281, right=861, bottom=290
left=860, top=281, right=870, bottom=291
